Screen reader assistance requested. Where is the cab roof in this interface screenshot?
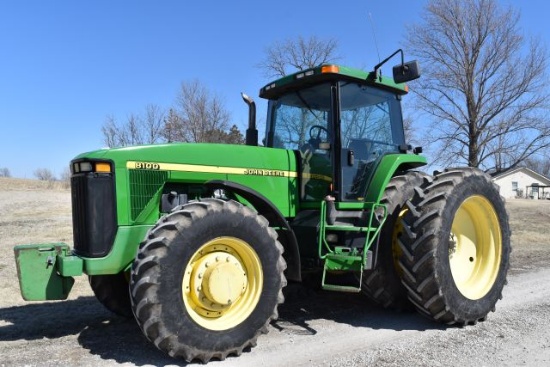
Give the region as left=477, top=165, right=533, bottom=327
left=259, top=64, right=409, bottom=100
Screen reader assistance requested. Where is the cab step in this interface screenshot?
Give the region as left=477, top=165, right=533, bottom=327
left=320, top=248, right=373, bottom=292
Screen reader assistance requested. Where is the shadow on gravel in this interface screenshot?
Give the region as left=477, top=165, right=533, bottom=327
left=0, top=296, right=104, bottom=341
left=0, top=297, right=176, bottom=366
left=0, top=284, right=447, bottom=366
left=274, top=282, right=447, bottom=336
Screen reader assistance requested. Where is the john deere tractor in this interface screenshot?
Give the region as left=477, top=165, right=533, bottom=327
left=14, top=50, right=510, bottom=362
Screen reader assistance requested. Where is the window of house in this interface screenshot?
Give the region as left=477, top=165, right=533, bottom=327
left=512, top=181, right=518, bottom=191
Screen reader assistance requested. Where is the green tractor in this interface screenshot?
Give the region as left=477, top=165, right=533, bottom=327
left=14, top=49, right=510, bottom=362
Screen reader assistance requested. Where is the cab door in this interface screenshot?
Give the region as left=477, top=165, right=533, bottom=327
left=265, top=82, right=336, bottom=203
left=338, top=83, right=406, bottom=201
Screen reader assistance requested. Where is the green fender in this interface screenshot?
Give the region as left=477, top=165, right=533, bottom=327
left=363, top=154, right=427, bottom=203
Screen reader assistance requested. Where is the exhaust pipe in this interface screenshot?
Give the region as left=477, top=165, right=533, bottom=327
left=241, top=92, right=258, bottom=146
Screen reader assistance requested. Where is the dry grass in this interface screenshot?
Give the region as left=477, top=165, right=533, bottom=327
left=506, top=198, right=550, bottom=274
left=0, top=177, right=69, bottom=191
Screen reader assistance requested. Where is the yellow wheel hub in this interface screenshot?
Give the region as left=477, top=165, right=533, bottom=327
left=449, top=195, right=502, bottom=300
left=202, top=255, right=247, bottom=305
left=182, top=237, right=263, bottom=330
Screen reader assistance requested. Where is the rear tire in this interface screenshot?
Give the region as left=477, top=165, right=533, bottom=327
left=398, top=168, right=511, bottom=324
left=360, top=171, right=429, bottom=310
left=89, top=272, right=132, bottom=317
left=130, top=198, right=286, bottom=362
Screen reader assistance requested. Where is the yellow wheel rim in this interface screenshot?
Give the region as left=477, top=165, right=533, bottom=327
left=449, top=195, right=502, bottom=300
left=391, top=208, right=407, bottom=272
left=182, top=237, right=263, bottom=330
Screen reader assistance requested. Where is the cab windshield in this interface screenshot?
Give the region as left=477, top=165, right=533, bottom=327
left=266, top=83, right=332, bottom=150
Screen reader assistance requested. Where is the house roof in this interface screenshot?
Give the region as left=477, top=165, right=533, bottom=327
left=493, top=167, right=550, bottom=185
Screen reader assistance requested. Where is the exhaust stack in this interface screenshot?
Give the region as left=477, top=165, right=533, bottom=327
left=241, top=92, right=258, bottom=146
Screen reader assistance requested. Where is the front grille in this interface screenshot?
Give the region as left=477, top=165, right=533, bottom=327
left=129, top=170, right=167, bottom=220
left=71, top=173, right=117, bottom=257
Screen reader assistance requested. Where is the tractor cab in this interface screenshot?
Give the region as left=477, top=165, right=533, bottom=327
left=256, top=53, right=425, bottom=291
left=259, top=56, right=420, bottom=205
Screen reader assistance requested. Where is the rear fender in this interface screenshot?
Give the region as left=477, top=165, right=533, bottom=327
left=363, top=154, right=427, bottom=203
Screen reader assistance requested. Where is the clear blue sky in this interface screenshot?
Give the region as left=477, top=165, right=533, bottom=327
left=1, top=0, right=548, bottom=178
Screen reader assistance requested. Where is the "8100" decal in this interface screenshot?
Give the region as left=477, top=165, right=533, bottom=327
left=133, top=162, right=161, bottom=170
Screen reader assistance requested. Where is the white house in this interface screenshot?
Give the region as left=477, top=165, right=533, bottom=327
left=493, top=167, right=550, bottom=199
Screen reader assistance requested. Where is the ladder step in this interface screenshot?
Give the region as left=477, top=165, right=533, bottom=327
left=325, top=225, right=377, bottom=232
left=324, top=254, right=362, bottom=272
left=321, top=260, right=363, bottom=293
left=322, top=284, right=362, bottom=293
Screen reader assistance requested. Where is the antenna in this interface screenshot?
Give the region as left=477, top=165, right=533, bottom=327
left=368, top=12, right=381, bottom=64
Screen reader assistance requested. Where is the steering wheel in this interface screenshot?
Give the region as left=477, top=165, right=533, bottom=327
left=309, top=125, right=329, bottom=141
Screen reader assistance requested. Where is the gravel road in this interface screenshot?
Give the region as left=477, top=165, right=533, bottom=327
left=1, top=267, right=549, bottom=367
left=207, top=268, right=550, bottom=367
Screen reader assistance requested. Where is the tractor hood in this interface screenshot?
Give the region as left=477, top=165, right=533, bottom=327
left=74, top=143, right=298, bottom=174
left=72, top=143, right=299, bottom=223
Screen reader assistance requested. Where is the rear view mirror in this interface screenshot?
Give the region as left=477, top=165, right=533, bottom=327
left=393, top=60, right=421, bottom=84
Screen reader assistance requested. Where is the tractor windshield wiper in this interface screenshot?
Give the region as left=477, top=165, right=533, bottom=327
left=295, top=91, right=325, bottom=123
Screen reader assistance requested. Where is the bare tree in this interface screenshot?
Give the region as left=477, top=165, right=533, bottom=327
left=101, top=105, right=166, bottom=148
left=162, top=108, right=182, bottom=143
left=101, top=114, right=119, bottom=148
left=57, top=167, right=71, bottom=189
left=0, top=167, right=10, bottom=177
left=407, top=0, right=550, bottom=173
left=144, top=104, right=165, bottom=144
left=34, top=168, right=56, bottom=182
left=258, top=35, right=340, bottom=78
left=101, top=82, right=243, bottom=147
left=523, top=155, right=550, bottom=177
left=172, top=80, right=232, bottom=143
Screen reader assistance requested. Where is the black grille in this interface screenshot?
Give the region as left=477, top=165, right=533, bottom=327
left=71, top=173, right=117, bottom=257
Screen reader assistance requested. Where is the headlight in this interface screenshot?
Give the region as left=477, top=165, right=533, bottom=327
left=71, top=160, right=112, bottom=174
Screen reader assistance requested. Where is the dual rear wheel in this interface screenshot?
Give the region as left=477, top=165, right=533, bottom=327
left=363, top=168, right=510, bottom=324
left=398, top=168, right=510, bottom=324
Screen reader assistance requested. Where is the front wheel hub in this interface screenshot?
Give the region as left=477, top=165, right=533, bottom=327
left=202, top=253, right=247, bottom=306
left=189, top=252, right=247, bottom=314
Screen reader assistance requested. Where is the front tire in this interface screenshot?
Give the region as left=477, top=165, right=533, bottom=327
left=89, top=272, right=132, bottom=317
left=130, top=198, right=286, bottom=362
left=398, top=168, right=511, bottom=324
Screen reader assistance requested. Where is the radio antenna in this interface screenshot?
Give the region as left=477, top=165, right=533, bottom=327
left=368, top=12, right=381, bottom=64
